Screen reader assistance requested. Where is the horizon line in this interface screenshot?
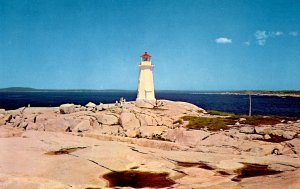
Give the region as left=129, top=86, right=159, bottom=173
left=0, top=87, right=300, bottom=92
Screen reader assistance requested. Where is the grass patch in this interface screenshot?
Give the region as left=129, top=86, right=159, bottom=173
left=183, top=113, right=298, bottom=131
left=185, top=109, right=299, bottom=131
left=207, top=110, right=299, bottom=126
left=207, top=110, right=235, bottom=116
left=182, top=116, right=230, bottom=131
left=239, top=116, right=280, bottom=125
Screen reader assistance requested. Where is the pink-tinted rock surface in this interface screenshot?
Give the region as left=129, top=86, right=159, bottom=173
left=0, top=100, right=299, bottom=188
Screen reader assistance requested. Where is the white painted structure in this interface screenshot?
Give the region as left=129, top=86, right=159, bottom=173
left=136, top=52, right=156, bottom=101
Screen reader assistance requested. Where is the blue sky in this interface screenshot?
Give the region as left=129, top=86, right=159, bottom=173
left=0, top=0, right=299, bottom=90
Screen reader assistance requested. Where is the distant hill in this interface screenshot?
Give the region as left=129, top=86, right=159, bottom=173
left=0, top=87, right=134, bottom=92
left=0, top=87, right=38, bottom=92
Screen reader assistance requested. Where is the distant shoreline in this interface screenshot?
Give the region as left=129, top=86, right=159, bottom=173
left=1, top=87, right=300, bottom=98
left=191, top=92, right=300, bottom=98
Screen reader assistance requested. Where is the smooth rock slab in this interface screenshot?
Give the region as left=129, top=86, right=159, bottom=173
left=96, top=113, right=119, bottom=125
left=59, top=104, right=75, bottom=114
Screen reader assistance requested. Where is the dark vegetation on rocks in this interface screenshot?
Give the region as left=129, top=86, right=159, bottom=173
left=181, top=110, right=300, bottom=131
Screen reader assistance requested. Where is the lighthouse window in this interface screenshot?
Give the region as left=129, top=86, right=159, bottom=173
left=143, top=57, right=150, bottom=61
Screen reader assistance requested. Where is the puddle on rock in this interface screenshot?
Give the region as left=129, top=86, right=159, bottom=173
left=102, top=170, right=175, bottom=188
left=176, top=161, right=214, bottom=170
left=232, top=163, right=282, bottom=182
left=45, top=147, right=87, bottom=155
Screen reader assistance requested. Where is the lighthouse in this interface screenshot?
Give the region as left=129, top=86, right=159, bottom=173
left=136, top=52, right=156, bottom=101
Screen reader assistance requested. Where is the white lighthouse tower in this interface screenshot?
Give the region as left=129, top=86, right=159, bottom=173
left=136, top=52, right=156, bottom=101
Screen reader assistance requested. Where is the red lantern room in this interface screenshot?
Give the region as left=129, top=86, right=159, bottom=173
left=141, top=52, right=151, bottom=61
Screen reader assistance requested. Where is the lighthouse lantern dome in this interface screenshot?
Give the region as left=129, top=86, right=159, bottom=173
left=141, top=52, right=152, bottom=61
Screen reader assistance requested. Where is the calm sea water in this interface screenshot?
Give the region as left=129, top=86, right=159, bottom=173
left=0, top=91, right=300, bottom=117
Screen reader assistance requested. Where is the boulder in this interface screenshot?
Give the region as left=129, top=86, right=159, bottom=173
left=95, top=105, right=103, bottom=111
left=64, top=118, right=82, bottom=130
left=139, top=114, right=158, bottom=126
left=120, top=112, right=140, bottom=128
left=59, top=104, right=75, bottom=114
left=94, top=125, right=124, bottom=136
left=271, top=129, right=284, bottom=137
left=73, top=120, right=90, bottom=132
left=120, top=112, right=141, bottom=137
left=0, top=109, right=5, bottom=114
left=96, top=113, right=119, bottom=125
left=12, top=117, right=22, bottom=127
left=264, top=134, right=271, bottom=140
left=0, top=114, right=12, bottom=126
left=282, top=131, right=296, bottom=140
left=239, top=126, right=255, bottom=134
left=125, top=129, right=141, bottom=138
left=19, top=121, right=29, bottom=129
left=139, top=126, right=168, bottom=139
left=100, top=103, right=114, bottom=110
left=85, top=102, right=96, bottom=108
left=255, top=126, right=272, bottom=135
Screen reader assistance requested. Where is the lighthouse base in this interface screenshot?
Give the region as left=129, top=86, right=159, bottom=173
left=135, top=99, right=157, bottom=109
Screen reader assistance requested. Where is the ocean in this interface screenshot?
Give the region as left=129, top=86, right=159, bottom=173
left=0, top=91, right=300, bottom=117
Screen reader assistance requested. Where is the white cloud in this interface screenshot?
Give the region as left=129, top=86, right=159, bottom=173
left=255, top=30, right=268, bottom=46
left=254, top=30, right=284, bottom=46
left=255, top=30, right=267, bottom=40
left=271, top=31, right=284, bottom=36
left=244, top=41, right=251, bottom=46
left=215, top=37, right=232, bottom=44
left=257, top=39, right=266, bottom=46
left=289, top=31, right=298, bottom=36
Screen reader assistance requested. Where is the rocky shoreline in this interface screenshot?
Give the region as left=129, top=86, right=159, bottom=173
left=0, top=100, right=300, bottom=188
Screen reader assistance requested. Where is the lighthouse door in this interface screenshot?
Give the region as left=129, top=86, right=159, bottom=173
left=145, top=90, right=152, bottom=99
